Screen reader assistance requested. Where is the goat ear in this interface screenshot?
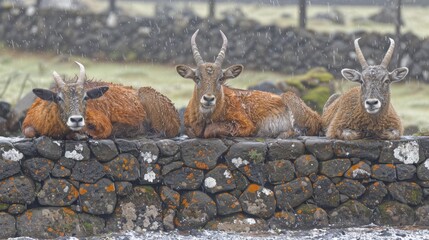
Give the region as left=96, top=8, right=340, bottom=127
left=389, top=67, right=408, bottom=83
left=86, top=86, right=109, bottom=100
left=176, top=65, right=195, bottom=79
left=341, top=68, right=362, bottom=83
left=222, top=64, right=243, bottom=80
left=33, top=88, right=57, bottom=101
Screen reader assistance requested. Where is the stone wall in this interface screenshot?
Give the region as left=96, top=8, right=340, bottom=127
left=1, top=7, right=429, bottom=81
left=1, top=136, right=429, bottom=238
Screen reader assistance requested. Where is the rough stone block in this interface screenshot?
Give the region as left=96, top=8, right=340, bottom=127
left=417, top=159, right=429, bottom=181
left=51, top=163, right=71, bottom=178
left=64, top=141, right=90, bottom=161
left=114, top=181, right=133, bottom=197
left=205, top=213, right=268, bottom=232
left=88, top=139, right=118, bottom=162
left=361, top=181, right=388, bottom=209
left=371, top=164, right=397, bottom=182
left=215, top=192, right=242, bottom=216
left=180, top=139, right=227, bottom=170
left=329, top=200, right=372, bottom=227
left=71, top=160, right=105, bottom=183
left=388, top=182, right=422, bottom=206
left=313, top=175, right=340, bottom=208
left=374, top=201, right=415, bottom=226
left=274, top=177, right=313, bottom=210
left=344, top=161, right=371, bottom=179
left=239, top=184, right=276, bottom=219
left=160, top=186, right=180, bottom=209
left=267, top=160, right=295, bottom=184
left=396, top=164, right=416, bottom=180
left=204, top=164, right=236, bottom=194
left=0, top=159, right=20, bottom=180
left=140, top=163, right=162, bottom=184
left=79, top=178, right=117, bottom=215
left=38, top=179, right=78, bottom=206
left=305, top=138, right=334, bottom=161
left=104, top=153, right=140, bottom=181
left=379, top=139, right=424, bottom=164
left=22, top=158, right=54, bottom=181
left=295, top=204, right=328, bottom=229
left=34, top=136, right=62, bottom=160
left=336, top=179, right=366, bottom=199
left=163, top=167, right=204, bottom=191
left=267, top=139, right=304, bottom=161
left=416, top=204, right=429, bottom=226
left=0, top=176, right=35, bottom=204
left=156, top=139, right=179, bottom=157
left=175, top=191, right=217, bottom=230
left=225, top=142, right=267, bottom=169
left=161, top=161, right=183, bottom=176
left=0, top=212, right=16, bottom=238
left=333, top=140, right=382, bottom=160
left=319, top=158, right=351, bottom=177
left=268, top=211, right=296, bottom=230
left=294, top=155, right=318, bottom=177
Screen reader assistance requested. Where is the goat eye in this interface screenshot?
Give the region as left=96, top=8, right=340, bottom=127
left=56, top=96, right=63, bottom=102
left=83, top=95, right=89, bottom=101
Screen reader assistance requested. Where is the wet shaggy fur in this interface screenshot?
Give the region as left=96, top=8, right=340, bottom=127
left=322, top=86, right=403, bottom=140
left=23, top=81, right=180, bottom=139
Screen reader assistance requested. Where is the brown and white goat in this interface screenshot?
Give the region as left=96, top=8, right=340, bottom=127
left=322, top=38, right=408, bottom=140
left=176, top=30, right=321, bottom=138
left=22, top=62, right=180, bottom=139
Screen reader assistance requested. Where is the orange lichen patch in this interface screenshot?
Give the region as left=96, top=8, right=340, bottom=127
left=386, top=164, right=396, bottom=169
left=105, top=184, right=115, bottom=192
left=194, top=161, right=209, bottom=170
left=247, top=184, right=260, bottom=193
left=186, top=172, right=194, bottom=180
left=181, top=199, right=189, bottom=208
left=196, top=150, right=206, bottom=158
left=26, top=211, right=33, bottom=221
left=62, top=207, right=76, bottom=216
left=297, top=209, right=303, bottom=214
left=68, top=187, right=79, bottom=200
left=373, top=182, right=380, bottom=187
left=174, top=217, right=181, bottom=227
left=372, top=165, right=380, bottom=171
left=173, top=193, right=180, bottom=203
left=305, top=155, right=312, bottom=161
left=79, top=188, right=88, bottom=195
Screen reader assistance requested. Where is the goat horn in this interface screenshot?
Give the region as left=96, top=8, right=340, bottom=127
left=380, top=38, right=395, bottom=68
left=354, top=38, right=368, bottom=69
left=52, top=71, right=65, bottom=88
left=214, top=30, right=228, bottom=66
left=191, top=29, right=204, bottom=66
left=74, top=61, right=86, bottom=85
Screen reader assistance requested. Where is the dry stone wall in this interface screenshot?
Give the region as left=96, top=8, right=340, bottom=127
left=1, top=136, right=429, bottom=238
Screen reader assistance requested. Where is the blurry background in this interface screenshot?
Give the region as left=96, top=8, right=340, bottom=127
left=0, top=0, right=428, bottom=135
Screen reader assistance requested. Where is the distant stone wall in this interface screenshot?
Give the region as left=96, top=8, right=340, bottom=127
left=1, top=136, right=429, bottom=238
left=1, top=7, right=429, bottom=81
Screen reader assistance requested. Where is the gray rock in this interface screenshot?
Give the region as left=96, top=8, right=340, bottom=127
left=319, top=158, right=351, bottom=177
left=239, top=184, right=276, bottom=219
left=313, top=175, right=340, bottom=208
left=333, top=140, right=382, bottom=160
left=266, top=160, right=295, bottom=184
left=35, top=136, right=63, bottom=160
left=267, top=139, right=304, bottom=161
left=396, top=164, right=416, bottom=180
left=233, top=170, right=249, bottom=192
left=237, top=162, right=268, bottom=185
left=305, top=138, right=334, bottom=161
left=204, top=164, right=236, bottom=194
left=164, top=167, right=204, bottom=190
left=79, top=178, right=117, bottom=215
left=14, top=140, right=37, bottom=157
left=0, top=212, right=16, bottom=238
left=160, top=186, right=180, bottom=209
left=416, top=204, right=429, bottom=226
left=180, top=139, right=227, bottom=170
left=274, top=177, right=313, bottom=210
left=175, top=191, right=217, bottom=230
left=51, top=163, right=71, bottom=177
left=215, top=192, right=242, bottom=216
left=417, top=159, right=429, bottom=181
left=379, top=139, right=424, bottom=164
left=64, top=141, right=90, bottom=161
left=374, top=201, right=415, bottom=226
left=0, top=176, right=35, bottom=204
left=294, top=155, right=318, bottom=177
left=104, top=153, right=140, bottom=181
left=329, top=200, right=372, bottom=227
left=156, top=139, right=179, bottom=157
left=361, top=181, right=388, bottom=209
left=8, top=203, right=26, bottom=215
left=206, top=213, right=269, bottom=232
left=137, top=140, right=159, bottom=164
left=114, top=181, right=133, bottom=197
left=71, top=160, right=105, bottom=183
left=163, top=208, right=176, bottom=231
left=336, top=179, right=366, bottom=199
left=140, top=163, right=162, bottom=184
left=388, top=182, right=422, bottom=205
left=295, top=204, right=329, bottom=229
left=344, top=161, right=371, bottom=179
left=115, top=139, right=139, bottom=157
left=0, top=159, right=20, bottom=180
left=38, top=179, right=78, bottom=206
left=371, top=164, right=397, bottom=182
left=88, top=139, right=118, bottom=162
left=225, top=142, right=267, bottom=169
left=157, top=153, right=181, bottom=165
left=22, top=157, right=54, bottom=181
left=161, top=161, right=183, bottom=175
left=58, top=157, right=76, bottom=169
left=106, top=186, right=162, bottom=231
left=268, top=211, right=296, bottom=230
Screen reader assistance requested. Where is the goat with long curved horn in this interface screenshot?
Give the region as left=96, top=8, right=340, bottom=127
left=214, top=30, right=228, bottom=66
left=354, top=38, right=369, bottom=69
left=75, top=61, right=86, bottom=85
left=380, top=38, right=395, bottom=68
left=191, top=29, right=204, bottom=66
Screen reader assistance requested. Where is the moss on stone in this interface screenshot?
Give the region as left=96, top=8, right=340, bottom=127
left=284, top=67, right=334, bottom=91
left=302, top=86, right=331, bottom=112
left=0, top=203, right=9, bottom=211
left=248, top=149, right=264, bottom=164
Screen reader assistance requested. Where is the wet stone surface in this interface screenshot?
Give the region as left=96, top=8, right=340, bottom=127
left=104, top=153, right=140, bottom=181
left=374, top=201, right=416, bottom=226
left=304, top=138, right=334, bottom=161
left=267, top=160, right=295, bottom=184
left=64, top=141, right=91, bottom=161
left=319, top=158, right=351, bottom=177
left=71, top=160, right=105, bottom=183
left=388, top=182, right=423, bottom=206
left=180, top=139, right=227, bottom=170
left=88, top=139, right=118, bottom=162
left=35, top=136, right=63, bottom=160
left=175, top=191, right=217, bottom=230
left=371, top=164, right=397, bottom=182
left=79, top=178, right=117, bottom=215
left=0, top=176, right=35, bottom=204
left=239, top=184, right=276, bottom=219
left=336, top=179, right=366, bottom=199
left=38, top=179, right=79, bottom=206
left=163, top=167, right=204, bottom=190
left=295, top=204, right=329, bottom=229
left=267, top=139, right=305, bottom=161
left=312, top=175, right=340, bottom=208
left=204, top=164, right=236, bottom=194
left=361, top=181, right=389, bottom=209
left=22, top=157, right=54, bottom=181
left=344, top=161, right=372, bottom=179
left=329, top=200, right=372, bottom=227
left=274, top=177, right=313, bottom=210
left=0, top=159, right=20, bottom=180
left=215, top=192, right=242, bottom=216
left=294, top=155, right=318, bottom=177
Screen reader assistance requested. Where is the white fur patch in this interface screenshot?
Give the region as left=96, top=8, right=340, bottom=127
left=257, top=113, right=293, bottom=138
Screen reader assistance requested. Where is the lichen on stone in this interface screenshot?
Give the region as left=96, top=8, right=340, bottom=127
left=141, top=152, right=157, bottom=163
left=205, top=177, right=217, bottom=189
left=393, top=141, right=419, bottom=164
left=1, top=148, right=23, bottom=161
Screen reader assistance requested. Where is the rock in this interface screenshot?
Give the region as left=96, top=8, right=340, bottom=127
left=274, top=177, right=313, bottom=210
left=0, top=176, right=35, bottom=204
left=156, top=139, right=179, bottom=157
left=38, top=179, right=78, bottom=206
left=0, top=212, right=16, bottom=238
left=180, top=139, right=227, bottom=170
left=115, top=139, right=139, bottom=157
left=396, top=164, right=416, bottom=180
left=17, top=207, right=105, bottom=238
left=114, top=181, right=133, bottom=197
left=319, top=158, right=351, bottom=177
left=0, top=142, right=24, bottom=162
left=35, top=136, right=63, bottom=160
left=268, top=211, right=296, bottom=230
left=329, top=200, right=372, bottom=227
left=14, top=140, right=38, bottom=157
left=140, top=163, right=162, bottom=184
left=371, top=164, right=397, bottom=182
left=374, top=201, right=415, bottom=226
left=175, top=191, right=217, bottom=230
left=333, top=140, right=382, bottom=160
left=417, top=159, right=429, bottom=181
left=205, top=213, right=269, bottom=232
left=313, top=175, right=340, bottom=208
left=64, top=141, right=90, bottom=161
left=104, top=153, right=140, bottom=181
left=295, top=204, right=329, bottom=229
left=204, top=164, right=236, bottom=194
left=160, top=186, right=180, bottom=209
left=106, top=186, right=162, bottom=231
left=237, top=162, right=267, bottom=185
left=0, top=101, right=10, bottom=118
left=336, top=179, right=366, bottom=199
left=22, top=157, right=54, bottom=181
left=361, top=181, right=388, bottom=209
left=0, top=203, right=9, bottom=211
left=157, top=153, right=181, bottom=165
left=266, top=160, right=295, bottom=184
left=379, top=140, right=423, bottom=164
left=304, top=138, right=334, bottom=161
left=225, top=142, right=267, bottom=169
left=267, top=139, right=305, bottom=161
left=239, top=184, right=276, bottom=219
left=388, top=182, right=422, bottom=205
left=58, top=157, right=75, bottom=169
left=0, top=159, right=20, bottom=180
left=163, top=208, right=176, bottom=231
left=88, top=139, right=118, bottom=162
left=163, top=167, right=204, bottom=191
left=51, top=163, right=71, bottom=177
left=416, top=204, right=429, bottom=226
left=233, top=170, right=250, bottom=192
left=294, top=155, right=318, bottom=177
left=79, top=178, right=117, bottom=215
left=137, top=140, right=159, bottom=164
left=215, top=192, right=242, bottom=216
left=161, top=161, right=183, bottom=175
left=8, top=203, right=26, bottom=215
left=344, top=161, right=371, bottom=179
left=71, top=160, right=105, bottom=183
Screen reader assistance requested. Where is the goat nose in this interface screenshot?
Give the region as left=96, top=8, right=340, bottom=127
left=365, top=99, right=379, bottom=106
left=203, top=95, right=215, bottom=102
left=69, top=116, right=84, bottom=123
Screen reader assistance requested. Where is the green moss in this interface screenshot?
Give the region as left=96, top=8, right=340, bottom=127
left=302, top=86, right=331, bottom=112
left=0, top=203, right=9, bottom=211
left=82, top=222, right=94, bottom=232
left=284, top=67, right=334, bottom=91
left=248, top=149, right=264, bottom=164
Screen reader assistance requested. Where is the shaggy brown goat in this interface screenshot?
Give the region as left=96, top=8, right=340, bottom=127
left=322, top=38, right=408, bottom=140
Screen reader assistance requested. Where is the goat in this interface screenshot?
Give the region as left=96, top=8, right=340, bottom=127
left=176, top=30, right=321, bottom=138
left=22, top=62, right=180, bottom=139
left=322, top=38, right=408, bottom=140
